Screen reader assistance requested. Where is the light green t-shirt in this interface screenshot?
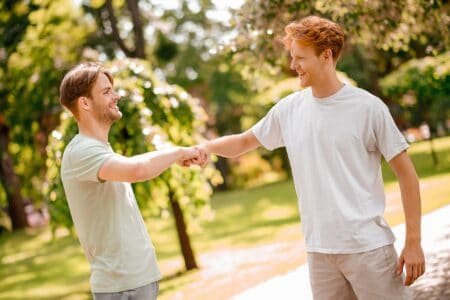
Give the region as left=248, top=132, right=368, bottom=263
left=61, top=133, right=161, bottom=293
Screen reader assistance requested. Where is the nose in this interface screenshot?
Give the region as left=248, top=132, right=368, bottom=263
left=113, top=90, right=121, bottom=101
left=290, top=59, right=296, bottom=71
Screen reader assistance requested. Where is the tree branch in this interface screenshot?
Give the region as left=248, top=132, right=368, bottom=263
left=126, top=0, right=146, bottom=58
left=104, top=0, right=134, bottom=57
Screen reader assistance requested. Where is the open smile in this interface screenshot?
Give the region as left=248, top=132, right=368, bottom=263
left=110, top=103, right=120, bottom=111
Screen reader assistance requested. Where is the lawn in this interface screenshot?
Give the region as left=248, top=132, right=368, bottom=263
left=1, top=136, right=450, bottom=300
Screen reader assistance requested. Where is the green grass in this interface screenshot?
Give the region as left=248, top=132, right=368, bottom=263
left=382, top=136, right=450, bottom=182
left=1, top=136, right=450, bottom=299
left=0, top=231, right=91, bottom=300
left=153, top=179, right=299, bottom=261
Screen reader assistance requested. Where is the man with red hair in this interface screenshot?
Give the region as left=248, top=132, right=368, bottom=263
left=195, top=16, right=425, bottom=299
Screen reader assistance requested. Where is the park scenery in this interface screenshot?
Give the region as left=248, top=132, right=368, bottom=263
left=1, top=1, right=449, bottom=299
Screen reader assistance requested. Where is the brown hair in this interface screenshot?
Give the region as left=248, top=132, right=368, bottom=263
left=283, top=16, right=345, bottom=61
left=59, top=62, right=113, bottom=117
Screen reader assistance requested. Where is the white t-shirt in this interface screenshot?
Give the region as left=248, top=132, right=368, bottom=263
left=251, top=84, right=409, bottom=253
left=61, top=134, right=161, bottom=292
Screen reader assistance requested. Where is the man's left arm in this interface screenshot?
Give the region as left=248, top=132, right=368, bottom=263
left=388, top=150, right=425, bottom=286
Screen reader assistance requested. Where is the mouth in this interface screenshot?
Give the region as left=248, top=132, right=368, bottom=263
left=110, top=103, right=120, bottom=111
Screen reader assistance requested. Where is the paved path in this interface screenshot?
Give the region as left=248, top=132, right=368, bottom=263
left=233, top=205, right=450, bottom=300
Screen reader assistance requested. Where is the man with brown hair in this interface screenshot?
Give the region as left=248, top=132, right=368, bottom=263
left=59, top=62, right=207, bottom=299
left=193, top=16, right=425, bottom=299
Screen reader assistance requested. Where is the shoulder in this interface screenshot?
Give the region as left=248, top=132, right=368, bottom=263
left=344, top=85, right=387, bottom=111
left=64, top=135, right=111, bottom=162
left=273, top=89, right=308, bottom=112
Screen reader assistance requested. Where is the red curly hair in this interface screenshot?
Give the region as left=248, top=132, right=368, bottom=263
left=283, top=16, right=345, bottom=61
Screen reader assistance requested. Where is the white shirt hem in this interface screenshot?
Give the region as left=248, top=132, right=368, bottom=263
left=306, top=239, right=396, bottom=254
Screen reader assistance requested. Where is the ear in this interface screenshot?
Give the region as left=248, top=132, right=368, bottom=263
left=78, top=96, right=91, bottom=112
left=322, top=49, right=333, bottom=61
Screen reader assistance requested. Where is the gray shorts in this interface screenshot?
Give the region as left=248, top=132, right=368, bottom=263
left=307, top=244, right=412, bottom=300
left=93, top=281, right=159, bottom=300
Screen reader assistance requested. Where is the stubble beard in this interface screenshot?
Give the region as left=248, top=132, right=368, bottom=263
left=96, top=106, right=122, bottom=126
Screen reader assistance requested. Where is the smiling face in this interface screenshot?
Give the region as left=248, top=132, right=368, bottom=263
left=283, top=16, right=344, bottom=89
left=86, top=72, right=122, bottom=124
left=289, top=41, right=325, bottom=88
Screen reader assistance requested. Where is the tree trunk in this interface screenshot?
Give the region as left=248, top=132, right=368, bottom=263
left=428, top=137, right=439, bottom=167
left=0, top=121, right=27, bottom=230
left=36, top=110, right=61, bottom=179
left=104, top=0, right=146, bottom=59
left=169, top=190, right=198, bottom=270
left=214, top=156, right=230, bottom=190
left=126, top=0, right=145, bottom=58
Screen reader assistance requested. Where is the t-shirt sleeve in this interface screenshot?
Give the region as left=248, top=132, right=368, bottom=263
left=251, top=103, right=284, bottom=151
left=67, top=144, right=114, bottom=182
left=372, top=99, right=409, bottom=162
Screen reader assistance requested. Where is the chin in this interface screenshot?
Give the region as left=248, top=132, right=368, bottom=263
left=113, top=112, right=123, bottom=121
left=109, top=111, right=122, bottom=122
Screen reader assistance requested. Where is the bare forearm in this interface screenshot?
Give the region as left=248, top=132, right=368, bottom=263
left=204, top=134, right=244, bottom=158
left=204, top=132, right=259, bottom=158
left=399, top=172, right=421, bottom=243
left=131, top=147, right=183, bottom=181
left=395, top=163, right=426, bottom=286
left=389, top=152, right=422, bottom=244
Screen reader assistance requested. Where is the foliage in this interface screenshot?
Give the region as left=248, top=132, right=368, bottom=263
left=1, top=0, right=92, bottom=205
left=230, top=0, right=450, bottom=85
left=380, top=52, right=450, bottom=128
left=46, top=58, right=222, bottom=231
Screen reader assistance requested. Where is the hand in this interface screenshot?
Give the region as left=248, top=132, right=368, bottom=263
left=176, top=147, right=201, bottom=167
left=397, top=242, right=425, bottom=286
left=180, top=144, right=210, bottom=168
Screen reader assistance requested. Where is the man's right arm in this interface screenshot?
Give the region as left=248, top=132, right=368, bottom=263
left=203, top=130, right=261, bottom=158
left=98, top=147, right=202, bottom=183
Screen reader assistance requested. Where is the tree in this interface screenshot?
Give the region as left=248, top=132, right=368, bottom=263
left=0, top=0, right=37, bottom=230
left=83, top=0, right=261, bottom=189
left=84, top=0, right=146, bottom=58
left=0, top=0, right=89, bottom=230
left=380, top=52, right=450, bottom=165
left=46, top=58, right=222, bottom=270
left=230, top=0, right=450, bottom=94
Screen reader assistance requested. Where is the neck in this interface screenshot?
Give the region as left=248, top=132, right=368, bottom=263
left=311, top=71, right=344, bottom=98
left=77, top=118, right=111, bottom=144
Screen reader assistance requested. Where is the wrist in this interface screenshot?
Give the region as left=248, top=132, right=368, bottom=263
left=174, top=146, right=185, bottom=160
left=405, top=236, right=421, bottom=247
left=201, top=141, right=212, bottom=154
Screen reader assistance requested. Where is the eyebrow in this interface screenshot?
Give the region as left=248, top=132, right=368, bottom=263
left=101, top=87, right=111, bottom=92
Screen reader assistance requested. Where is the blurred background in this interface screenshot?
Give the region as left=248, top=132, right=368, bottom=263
left=0, top=0, right=449, bottom=299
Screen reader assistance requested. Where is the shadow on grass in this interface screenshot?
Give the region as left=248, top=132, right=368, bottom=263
left=197, top=215, right=300, bottom=243
left=0, top=231, right=89, bottom=300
